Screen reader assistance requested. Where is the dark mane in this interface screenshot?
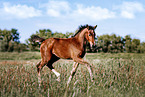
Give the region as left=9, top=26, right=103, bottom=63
left=72, top=24, right=95, bottom=37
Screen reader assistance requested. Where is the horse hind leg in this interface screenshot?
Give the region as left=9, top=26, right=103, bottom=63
left=47, top=64, right=60, bottom=82
left=46, top=56, right=60, bottom=82
left=52, top=69, right=60, bottom=82
left=36, top=61, right=41, bottom=73
left=36, top=61, right=46, bottom=87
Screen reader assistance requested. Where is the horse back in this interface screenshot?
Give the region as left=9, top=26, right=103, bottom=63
left=40, top=37, right=85, bottom=59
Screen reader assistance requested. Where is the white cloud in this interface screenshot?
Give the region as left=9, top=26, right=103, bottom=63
left=115, top=2, right=144, bottom=19
left=71, top=4, right=116, bottom=21
left=41, top=1, right=116, bottom=21
left=1, top=1, right=116, bottom=21
left=1, top=2, right=42, bottom=19
left=41, top=1, right=70, bottom=17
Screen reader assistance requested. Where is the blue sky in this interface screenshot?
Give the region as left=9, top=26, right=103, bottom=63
left=0, top=0, right=145, bottom=43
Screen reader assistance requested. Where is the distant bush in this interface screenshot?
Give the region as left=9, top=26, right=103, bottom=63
left=0, top=29, right=27, bottom=52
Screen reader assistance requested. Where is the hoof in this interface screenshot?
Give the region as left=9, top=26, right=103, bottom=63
left=56, top=76, right=60, bottom=82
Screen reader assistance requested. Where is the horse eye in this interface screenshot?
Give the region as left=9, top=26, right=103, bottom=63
left=89, top=34, right=91, bottom=36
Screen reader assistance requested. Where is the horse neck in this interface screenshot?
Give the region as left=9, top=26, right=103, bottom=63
left=74, top=28, right=88, bottom=47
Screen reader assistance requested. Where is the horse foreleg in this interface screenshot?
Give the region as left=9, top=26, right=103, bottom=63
left=74, top=58, right=94, bottom=82
left=85, top=64, right=94, bottom=82
left=67, top=62, right=79, bottom=88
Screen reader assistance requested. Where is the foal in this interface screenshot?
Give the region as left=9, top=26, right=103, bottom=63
left=31, top=24, right=97, bottom=87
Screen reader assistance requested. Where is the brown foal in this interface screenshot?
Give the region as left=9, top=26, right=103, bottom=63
left=31, top=24, right=97, bottom=87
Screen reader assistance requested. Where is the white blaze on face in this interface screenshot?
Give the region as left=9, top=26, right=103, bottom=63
left=89, top=41, right=93, bottom=48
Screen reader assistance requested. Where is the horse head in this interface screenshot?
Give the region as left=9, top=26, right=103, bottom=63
left=85, top=25, right=97, bottom=48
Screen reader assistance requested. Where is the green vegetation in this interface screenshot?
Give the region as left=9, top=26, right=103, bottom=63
left=0, top=52, right=40, bottom=60
left=0, top=28, right=145, bottom=53
left=0, top=29, right=27, bottom=52
left=96, top=34, right=145, bottom=53
left=0, top=52, right=144, bottom=97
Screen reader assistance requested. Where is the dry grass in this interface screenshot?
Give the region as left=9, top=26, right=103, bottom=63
left=0, top=52, right=145, bottom=97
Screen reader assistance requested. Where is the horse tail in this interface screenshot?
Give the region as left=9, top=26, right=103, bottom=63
left=31, top=35, right=45, bottom=42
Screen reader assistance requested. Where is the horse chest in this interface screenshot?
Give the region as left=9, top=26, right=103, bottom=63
left=78, top=49, right=86, bottom=58
left=75, top=43, right=86, bottom=58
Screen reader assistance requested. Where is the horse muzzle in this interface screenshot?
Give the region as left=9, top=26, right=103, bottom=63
left=89, top=42, right=95, bottom=49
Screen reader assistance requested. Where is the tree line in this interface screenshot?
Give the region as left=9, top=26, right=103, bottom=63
left=95, top=34, right=145, bottom=53
left=0, top=29, right=26, bottom=52
left=0, top=28, right=145, bottom=53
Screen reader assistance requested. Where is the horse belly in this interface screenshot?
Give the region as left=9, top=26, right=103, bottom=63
left=52, top=45, right=71, bottom=59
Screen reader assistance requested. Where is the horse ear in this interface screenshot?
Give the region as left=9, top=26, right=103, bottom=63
left=94, top=25, right=97, bottom=29
left=86, top=24, right=89, bottom=29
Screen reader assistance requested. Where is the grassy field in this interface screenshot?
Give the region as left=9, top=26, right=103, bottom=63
left=0, top=52, right=145, bottom=97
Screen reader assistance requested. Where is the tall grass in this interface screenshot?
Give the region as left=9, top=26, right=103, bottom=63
left=0, top=52, right=145, bottom=97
